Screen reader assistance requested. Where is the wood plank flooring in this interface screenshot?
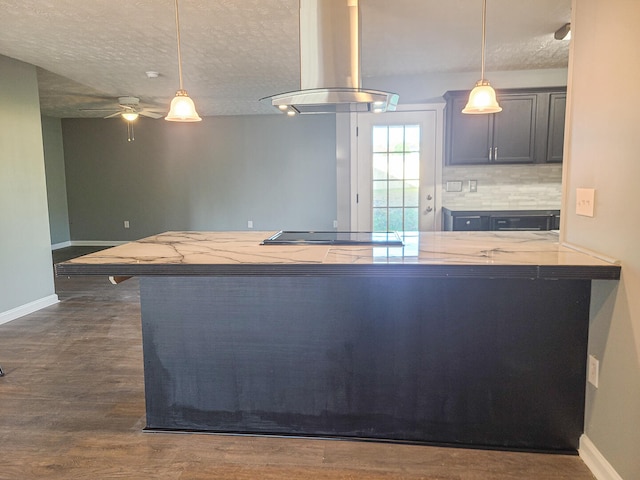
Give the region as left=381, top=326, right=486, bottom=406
left=0, top=247, right=596, bottom=479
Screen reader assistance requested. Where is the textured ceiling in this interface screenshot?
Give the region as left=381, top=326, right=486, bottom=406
left=0, top=0, right=571, bottom=117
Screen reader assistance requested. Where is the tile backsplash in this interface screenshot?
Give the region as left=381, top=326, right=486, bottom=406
left=442, top=164, right=562, bottom=210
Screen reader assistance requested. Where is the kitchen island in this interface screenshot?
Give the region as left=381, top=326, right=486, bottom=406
left=56, top=231, right=620, bottom=453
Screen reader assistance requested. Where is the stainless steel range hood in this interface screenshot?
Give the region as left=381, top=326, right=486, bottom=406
left=261, top=0, right=399, bottom=114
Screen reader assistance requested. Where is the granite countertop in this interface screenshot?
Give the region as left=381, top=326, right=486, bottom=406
left=55, top=231, right=620, bottom=280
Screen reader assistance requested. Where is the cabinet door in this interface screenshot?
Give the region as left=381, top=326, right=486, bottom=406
left=492, top=94, right=537, bottom=163
left=546, top=93, right=566, bottom=163
left=446, top=95, right=493, bottom=165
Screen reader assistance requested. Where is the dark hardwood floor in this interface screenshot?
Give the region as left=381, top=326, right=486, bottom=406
left=0, top=247, right=595, bottom=479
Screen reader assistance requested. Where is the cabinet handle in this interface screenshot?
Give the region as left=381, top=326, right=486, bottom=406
left=494, top=146, right=498, bottom=160
left=488, top=147, right=493, bottom=161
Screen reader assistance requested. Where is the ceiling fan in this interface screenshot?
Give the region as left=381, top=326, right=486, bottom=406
left=81, top=96, right=164, bottom=120
left=80, top=96, right=165, bottom=142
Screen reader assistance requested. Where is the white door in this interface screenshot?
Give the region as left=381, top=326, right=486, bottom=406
left=353, top=109, right=439, bottom=232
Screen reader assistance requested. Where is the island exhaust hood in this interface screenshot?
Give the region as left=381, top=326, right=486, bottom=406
left=261, top=0, right=399, bottom=115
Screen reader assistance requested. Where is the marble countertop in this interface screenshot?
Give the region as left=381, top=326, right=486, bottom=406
left=56, top=232, right=620, bottom=279
left=54, top=231, right=621, bottom=280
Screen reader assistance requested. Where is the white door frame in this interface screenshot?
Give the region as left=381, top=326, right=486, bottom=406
left=349, top=103, right=445, bottom=232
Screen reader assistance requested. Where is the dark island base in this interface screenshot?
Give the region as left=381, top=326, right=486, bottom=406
left=140, top=275, right=590, bottom=453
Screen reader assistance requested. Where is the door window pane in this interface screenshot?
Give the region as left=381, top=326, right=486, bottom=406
left=389, top=126, right=405, bottom=152
left=388, top=208, right=404, bottom=231
left=370, top=125, right=420, bottom=232
left=372, top=126, right=388, bottom=152
left=373, top=153, right=388, bottom=180
left=372, top=181, right=388, bottom=207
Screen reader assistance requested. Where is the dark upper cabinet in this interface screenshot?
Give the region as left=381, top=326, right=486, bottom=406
left=546, top=92, right=566, bottom=163
left=446, top=95, right=493, bottom=165
left=444, top=87, right=567, bottom=165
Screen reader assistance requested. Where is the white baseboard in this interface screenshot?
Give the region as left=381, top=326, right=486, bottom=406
left=0, top=294, right=59, bottom=326
left=51, top=240, right=126, bottom=250
left=579, top=435, right=624, bottom=480
left=70, top=240, right=127, bottom=247
left=51, top=241, right=72, bottom=250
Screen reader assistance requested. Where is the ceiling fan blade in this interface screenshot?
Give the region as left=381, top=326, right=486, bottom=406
left=140, top=111, right=164, bottom=119
left=104, top=112, right=122, bottom=119
left=80, top=108, right=119, bottom=112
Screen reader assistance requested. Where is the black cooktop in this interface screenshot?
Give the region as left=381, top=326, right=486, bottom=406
left=261, top=231, right=403, bottom=246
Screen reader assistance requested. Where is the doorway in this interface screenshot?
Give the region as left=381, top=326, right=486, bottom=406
left=352, top=108, right=440, bottom=232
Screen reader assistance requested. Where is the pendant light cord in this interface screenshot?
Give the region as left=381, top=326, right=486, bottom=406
left=174, top=0, right=184, bottom=91
left=481, top=0, right=487, bottom=82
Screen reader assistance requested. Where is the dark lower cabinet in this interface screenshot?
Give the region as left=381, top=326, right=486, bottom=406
left=443, top=208, right=560, bottom=231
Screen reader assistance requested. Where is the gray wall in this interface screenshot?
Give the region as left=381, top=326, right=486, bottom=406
left=41, top=116, right=70, bottom=246
left=61, top=114, right=337, bottom=241
left=564, top=1, right=640, bottom=478
left=0, top=55, right=56, bottom=317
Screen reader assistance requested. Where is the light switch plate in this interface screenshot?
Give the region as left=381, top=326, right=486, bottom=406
left=576, top=188, right=595, bottom=217
left=446, top=180, right=463, bottom=192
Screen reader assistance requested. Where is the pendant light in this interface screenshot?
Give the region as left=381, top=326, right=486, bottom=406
left=462, top=0, right=502, bottom=114
left=165, top=0, right=202, bottom=122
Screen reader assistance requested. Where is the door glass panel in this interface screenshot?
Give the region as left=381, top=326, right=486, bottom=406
left=373, top=208, right=387, bottom=231
left=372, top=126, right=388, bottom=152
left=372, top=153, right=388, bottom=180
left=405, top=126, right=420, bottom=152
left=369, top=125, right=421, bottom=232
left=388, top=208, right=404, bottom=231
left=389, top=126, right=405, bottom=152
left=387, top=180, right=403, bottom=207
left=372, top=180, right=388, bottom=206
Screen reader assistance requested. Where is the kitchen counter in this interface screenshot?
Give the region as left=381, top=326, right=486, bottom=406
left=55, top=231, right=619, bottom=453
left=56, top=230, right=618, bottom=279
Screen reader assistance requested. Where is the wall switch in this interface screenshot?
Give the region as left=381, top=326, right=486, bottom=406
left=247, top=220, right=253, bottom=229
left=124, top=220, right=130, bottom=229
left=588, top=354, right=599, bottom=388
left=469, top=180, right=478, bottom=192
left=333, top=220, right=338, bottom=228
left=576, top=188, right=595, bottom=217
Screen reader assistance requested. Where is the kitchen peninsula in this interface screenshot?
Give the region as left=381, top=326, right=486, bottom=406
left=56, top=231, right=620, bottom=453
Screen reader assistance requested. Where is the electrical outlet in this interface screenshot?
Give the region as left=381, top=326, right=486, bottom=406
left=469, top=180, right=478, bottom=192
left=333, top=220, right=338, bottom=228
left=124, top=220, right=130, bottom=229
left=247, top=220, right=253, bottom=229
left=588, top=354, right=599, bottom=388
left=446, top=180, right=463, bottom=192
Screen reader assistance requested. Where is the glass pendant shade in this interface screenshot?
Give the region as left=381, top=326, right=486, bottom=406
left=462, top=80, right=502, bottom=114
left=165, top=90, right=202, bottom=122
left=463, top=0, right=501, bottom=115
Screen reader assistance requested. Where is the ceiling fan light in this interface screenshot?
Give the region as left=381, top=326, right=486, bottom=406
left=165, top=90, right=202, bottom=122
left=121, top=112, right=139, bottom=121
left=462, top=81, right=502, bottom=114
